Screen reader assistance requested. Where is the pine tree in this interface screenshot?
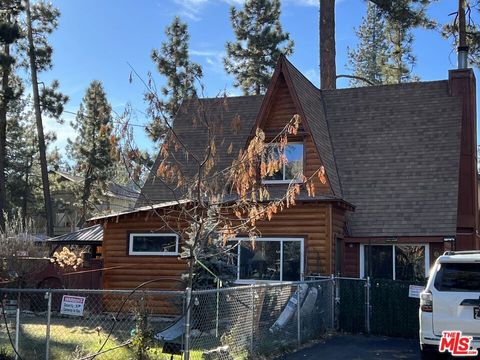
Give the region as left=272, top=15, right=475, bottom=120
left=382, top=17, right=419, bottom=83
left=371, top=0, right=436, bottom=82
left=6, top=96, right=38, bottom=227
left=68, top=81, right=116, bottom=226
left=348, top=2, right=389, bottom=86
left=147, top=16, right=202, bottom=142
left=0, top=0, right=23, bottom=231
left=224, top=0, right=294, bottom=95
left=348, top=0, right=431, bottom=85
left=441, top=1, right=480, bottom=68
left=23, top=0, right=68, bottom=236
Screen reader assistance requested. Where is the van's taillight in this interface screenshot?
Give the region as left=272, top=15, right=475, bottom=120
left=420, top=291, right=433, bottom=312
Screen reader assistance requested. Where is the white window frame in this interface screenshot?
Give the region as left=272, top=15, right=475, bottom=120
left=262, top=142, right=304, bottom=184
left=359, top=243, right=430, bottom=280
left=128, top=233, right=179, bottom=256
left=233, top=237, right=304, bottom=283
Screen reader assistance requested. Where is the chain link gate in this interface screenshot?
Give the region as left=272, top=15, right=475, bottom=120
left=334, top=277, right=368, bottom=334
left=333, top=277, right=424, bottom=339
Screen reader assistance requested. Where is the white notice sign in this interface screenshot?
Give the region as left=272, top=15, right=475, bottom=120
left=60, top=295, right=86, bottom=316
left=408, top=285, right=425, bottom=299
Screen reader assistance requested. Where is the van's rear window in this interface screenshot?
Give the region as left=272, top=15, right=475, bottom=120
left=434, top=263, right=480, bottom=292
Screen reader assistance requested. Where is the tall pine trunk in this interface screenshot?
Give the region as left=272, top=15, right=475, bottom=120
left=80, top=165, right=93, bottom=227
left=25, top=0, right=54, bottom=237
left=320, top=0, right=336, bottom=89
left=0, top=41, right=10, bottom=232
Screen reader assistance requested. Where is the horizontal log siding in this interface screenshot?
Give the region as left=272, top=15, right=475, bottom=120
left=331, top=206, right=346, bottom=274
left=102, top=202, right=332, bottom=290
left=254, top=202, right=331, bottom=275
left=102, top=215, right=189, bottom=313
left=103, top=217, right=189, bottom=292
left=262, top=75, right=304, bottom=132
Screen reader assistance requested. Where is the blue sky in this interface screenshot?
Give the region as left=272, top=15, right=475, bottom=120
left=42, top=0, right=473, bottom=156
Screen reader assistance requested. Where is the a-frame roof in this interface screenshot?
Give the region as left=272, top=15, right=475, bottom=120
left=137, top=56, right=464, bottom=238
left=251, top=55, right=342, bottom=196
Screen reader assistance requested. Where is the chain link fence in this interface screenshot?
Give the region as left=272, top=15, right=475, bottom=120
left=187, top=279, right=333, bottom=360
left=0, top=288, right=184, bottom=360
left=1, top=276, right=423, bottom=359
left=0, top=280, right=334, bottom=360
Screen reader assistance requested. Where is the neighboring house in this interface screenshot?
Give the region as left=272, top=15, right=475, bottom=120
left=51, top=171, right=139, bottom=236
left=89, top=56, right=478, bottom=291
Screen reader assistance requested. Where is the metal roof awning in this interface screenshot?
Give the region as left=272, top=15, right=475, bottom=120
left=46, top=224, right=103, bottom=245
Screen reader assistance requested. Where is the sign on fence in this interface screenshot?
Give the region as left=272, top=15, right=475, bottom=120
left=60, top=295, right=86, bottom=316
left=408, top=285, right=425, bottom=299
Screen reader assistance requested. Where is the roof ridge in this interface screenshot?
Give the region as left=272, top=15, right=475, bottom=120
left=329, top=79, right=448, bottom=92
left=318, top=88, right=344, bottom=196
left=281, top=56, right=343, bottom=197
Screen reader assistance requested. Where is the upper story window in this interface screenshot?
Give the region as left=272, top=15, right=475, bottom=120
left=263, top=142, right=304, bottom=183
left=128, top=233, right=179, bottom=256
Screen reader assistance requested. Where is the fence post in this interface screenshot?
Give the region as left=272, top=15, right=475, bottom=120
left=45, top=291, right=52, bottom=360
left=250, top=285, right=254, bottom=356
left=14, top=293, right=20, bottom=360
left=184, top=288, right=192, bottom=360
left=365, top=277, right=371, bottom=335
left=297, top=284, right=301, bottom=348
left=330, top=275, right=336, bottom=330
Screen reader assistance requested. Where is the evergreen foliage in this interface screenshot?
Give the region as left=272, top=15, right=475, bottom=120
left=147, top=16, right=202, bottom=143
left=23, top=0, right=67, bottom=236
left=348, top=0, right=435, bottom=85
left=68, top=81, right=116, bottom=225
left=348, top=2, right=389, bottom=86
left=0, top=0, right=24, bottom=231
left=224, top=0, right=294, bottom=95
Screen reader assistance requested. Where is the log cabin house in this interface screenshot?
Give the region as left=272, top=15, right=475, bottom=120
left=89, top=56, right=479, bottom=290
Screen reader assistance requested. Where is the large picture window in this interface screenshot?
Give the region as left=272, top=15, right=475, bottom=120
left=233, top=237, right=304, bottom=282
left=263, top=143, right=304, bottom=183
left=360, top=244, right=429, bottom=281
left=128, top=233, right=179, bottom=256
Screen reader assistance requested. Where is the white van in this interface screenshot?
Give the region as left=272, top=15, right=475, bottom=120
left=419, top=251, right=480, bottom=358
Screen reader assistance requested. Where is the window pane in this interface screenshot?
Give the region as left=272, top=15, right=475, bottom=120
left=434, top=263, right=480, bottom=292
left=283, top=241, right=301, bottom=281
left=239, top=241, right=281, bottom=281
left=263, top=148, right=284, bottom=181
left=364, top=245, right=393, bottom=279
left=284, top=144, right=304, bottom=180
left=131, top=235, right=177, bottom=254
left=395, top=245, right=425, bottom=281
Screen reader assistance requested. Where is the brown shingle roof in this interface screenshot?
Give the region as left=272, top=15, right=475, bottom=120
left=137, top=95, right=264, bottom=206
left=324, top=80, right=462, bottom=237
left=137, top=57, right=464, bottom=237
